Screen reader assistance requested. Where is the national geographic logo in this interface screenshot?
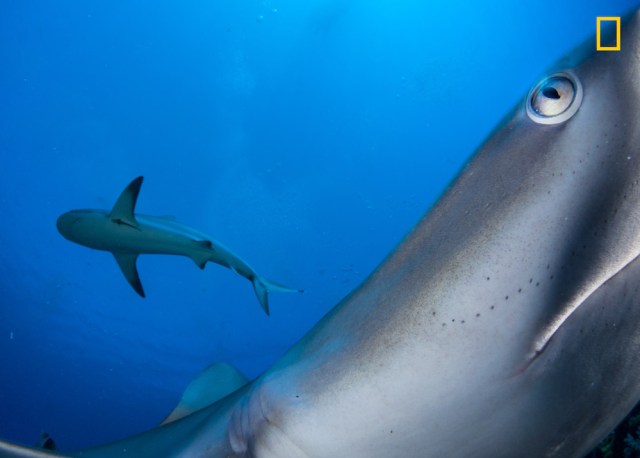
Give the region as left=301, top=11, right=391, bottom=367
left=596, top=16, right=621, bottom=51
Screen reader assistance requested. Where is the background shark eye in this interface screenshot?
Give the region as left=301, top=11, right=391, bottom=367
left=526, top=71, right=583, bottom=125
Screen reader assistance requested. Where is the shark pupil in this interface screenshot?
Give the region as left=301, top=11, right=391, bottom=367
left=542, top=87, right=561, bottom=99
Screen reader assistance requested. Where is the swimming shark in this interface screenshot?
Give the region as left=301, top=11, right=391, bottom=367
left=4, top=8, right=640, bottom=458
left=55, top=176, right=302, bottom=315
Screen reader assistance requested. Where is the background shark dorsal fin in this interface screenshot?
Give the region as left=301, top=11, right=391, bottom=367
left=160, top=363, right=248, bottom=425
left=113, top=252, right=145, bottom=297
left=110, top=176, right=143, bottom=228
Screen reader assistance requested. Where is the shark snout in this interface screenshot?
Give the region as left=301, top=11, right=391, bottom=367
left=56, top=211, right=80, bottom=241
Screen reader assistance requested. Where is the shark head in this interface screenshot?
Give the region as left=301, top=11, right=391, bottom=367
left=56, top=210, right=82, bottom=239
left=221, top=11, right=640, bottom=458
left=56, top=176, right=143, bottom=251
left=56, top=210, right=111, bottom=249
left=56, top=210, right=90, bottom=239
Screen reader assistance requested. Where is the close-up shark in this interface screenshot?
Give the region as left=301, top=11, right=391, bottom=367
left=2, top=7, right=640, bottom=458
left=56, top=176, right=302, bottom=316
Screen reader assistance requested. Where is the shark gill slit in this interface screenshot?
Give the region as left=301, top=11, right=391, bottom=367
left=527, top=250, right=640, bottom=367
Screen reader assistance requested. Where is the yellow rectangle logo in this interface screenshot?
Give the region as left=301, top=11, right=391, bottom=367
left=596, top=16, right=621, bottom=51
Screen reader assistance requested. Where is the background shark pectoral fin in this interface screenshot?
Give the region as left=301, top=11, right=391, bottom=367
left=113, top=252, right=145, bottom=297
left=160, top=362, right=248, bottom=425
left=109, top=176, right=143, bottom=228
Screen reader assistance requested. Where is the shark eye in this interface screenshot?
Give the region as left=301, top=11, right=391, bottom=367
left=526, top=71, right=583, bottom=125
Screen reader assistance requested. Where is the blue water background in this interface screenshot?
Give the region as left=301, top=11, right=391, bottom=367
left=0, top=0, right=637, bottom=451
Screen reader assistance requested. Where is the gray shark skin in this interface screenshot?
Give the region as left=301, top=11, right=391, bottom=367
left=4, top=9, right=640, bottom=458
left=55, top=176, right=302, bottom=315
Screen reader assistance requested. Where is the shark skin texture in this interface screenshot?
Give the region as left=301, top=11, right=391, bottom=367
left=56, top=176, right=302, bottom=316
left=4, top=8, right=640, bottom=458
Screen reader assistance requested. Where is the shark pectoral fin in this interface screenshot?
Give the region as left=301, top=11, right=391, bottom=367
left=109, top=176, right=143, bottom=228
left=113, top=253, right=145, bottom=297
left=160, top=362, right=248, bottom=425
left=252, top=277, right=304, bottom=316
left=189, top=240, right=215, bottom=269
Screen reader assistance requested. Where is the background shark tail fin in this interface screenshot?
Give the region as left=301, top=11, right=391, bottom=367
left=252, top=277, right=303, bottom=316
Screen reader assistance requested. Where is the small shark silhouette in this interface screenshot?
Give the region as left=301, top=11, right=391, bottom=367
left=56, top=176, right=301, bottom=315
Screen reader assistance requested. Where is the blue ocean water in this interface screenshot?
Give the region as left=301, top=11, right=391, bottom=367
left=0, top=0, right=637, bottom=452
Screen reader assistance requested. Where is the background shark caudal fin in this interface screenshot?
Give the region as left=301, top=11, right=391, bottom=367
left=252, top=277, right=303, bottom=316
left=160, top=362, right=248, bottom=425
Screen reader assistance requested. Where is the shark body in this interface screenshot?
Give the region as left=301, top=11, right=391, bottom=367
left=56, top=176, right=301, bottom=315
left=4, top=8, right=640, bottom=458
